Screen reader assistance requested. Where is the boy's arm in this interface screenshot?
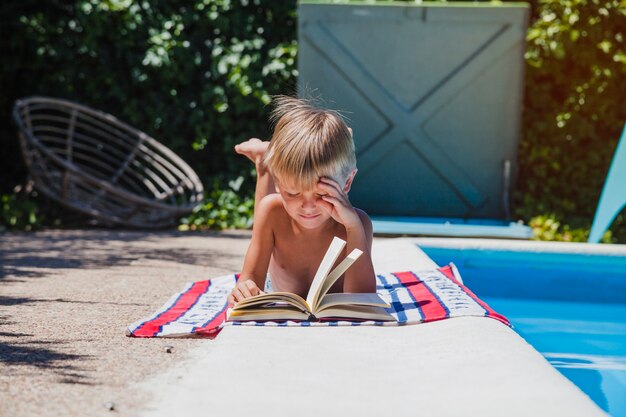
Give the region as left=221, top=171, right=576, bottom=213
left=317, top=178, right=376, bottom=293
left=342, top=210, right=376, bottom=293
left=230, top=196, right=276, bottom=303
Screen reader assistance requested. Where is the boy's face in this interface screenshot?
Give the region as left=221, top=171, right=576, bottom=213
left=275, top=175, right=345, bottom=230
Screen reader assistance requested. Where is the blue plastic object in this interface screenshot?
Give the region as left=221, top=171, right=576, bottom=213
left=589, top=123, right=626, bottom=243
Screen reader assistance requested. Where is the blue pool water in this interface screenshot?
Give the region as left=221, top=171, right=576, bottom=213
left=484, top=297, right=626, bottom=417
left=422, top=245, right=626, bottom=417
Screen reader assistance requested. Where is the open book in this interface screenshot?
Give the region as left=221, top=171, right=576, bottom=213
left=227, top=237, right=395, bottom=322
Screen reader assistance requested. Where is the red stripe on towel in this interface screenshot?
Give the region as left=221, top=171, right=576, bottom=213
left=193, top=273, right=240, bottom=337
left=394, top=271, right=448, bottom=322
left=439, top=265, right=456, bottom=281
left=439, top=265, right=510, bottom=326
left=133, top=280, right=211, bottom=337
left=195, top=309, right=229, bottom=337
left=195, top=315, right=227, bottom=338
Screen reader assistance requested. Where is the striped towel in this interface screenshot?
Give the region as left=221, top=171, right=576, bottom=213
left=126, top=264, right=509, bottom=338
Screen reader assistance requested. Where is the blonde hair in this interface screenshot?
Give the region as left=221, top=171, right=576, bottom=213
left=263, top=95, right=356, bottom=190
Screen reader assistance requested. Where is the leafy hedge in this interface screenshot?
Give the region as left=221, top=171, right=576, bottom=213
left=179, top=175, right=254, bottom=231
left=1, top=192, right=43, bottom=231
left=516, top=0, right=626, bottom=241
left=0, top=0, right=297, bottom=196
left=2, top=0, right=626, bottom=240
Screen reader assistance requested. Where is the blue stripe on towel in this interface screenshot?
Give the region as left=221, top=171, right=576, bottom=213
left=378, top=273, right=408, bottom=323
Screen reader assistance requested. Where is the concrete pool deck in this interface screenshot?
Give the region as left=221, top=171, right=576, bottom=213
left=0, top=231, right=610, bottom=416
left=140, top=238, right=607, bottom=417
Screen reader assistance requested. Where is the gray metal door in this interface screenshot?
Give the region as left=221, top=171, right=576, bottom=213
left=298, top=2, right=529, bottom=219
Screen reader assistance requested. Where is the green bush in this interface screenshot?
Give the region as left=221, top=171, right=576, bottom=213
left=516, top=0, right=626, bottom=241
left=529, top=213, right=614, bottom=242
left=179, top=175, right=254, bottom=231
left=1, top=0, right=297, bottom=196
left=1, top=193, right=43, bottom=231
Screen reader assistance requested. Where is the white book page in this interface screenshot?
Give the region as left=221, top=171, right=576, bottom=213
left=313, top=248, right=362, bottom=311
left=316, top=293, right=390, bottom=311
left=228, top=308, right=310, bottom=322
left=315, top=305, right=395, bottom=321
left=233, top=292, right=307, bottom=311
left=305, top=236, right=346, bottom=309
left=232, top=292, right=309, bottom=312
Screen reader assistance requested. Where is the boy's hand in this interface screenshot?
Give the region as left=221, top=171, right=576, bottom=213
left=317, top=177, right=361, bottom=230
left=228, top=280, right=264, bottom=305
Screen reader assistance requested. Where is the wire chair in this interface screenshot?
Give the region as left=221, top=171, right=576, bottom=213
left=12, top=96, right=204, bottom=228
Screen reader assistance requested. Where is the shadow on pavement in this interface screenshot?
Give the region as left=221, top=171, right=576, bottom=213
left=0, top=229, right=247, bottom=280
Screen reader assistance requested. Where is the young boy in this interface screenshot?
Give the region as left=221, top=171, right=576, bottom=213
left=227, top=96, right=375, bottom=304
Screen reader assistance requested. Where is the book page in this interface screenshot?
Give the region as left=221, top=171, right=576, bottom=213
left=313, top=248, right=363, bottom=311
left=233, top=292, right=308, bottom=313
left=305, top=236, right=346, bottom=309
left=316, top=293, right=390, bottom=311
left=228, top=307, right=310, bottom=322
left=315, top=305, right=395, bottom=321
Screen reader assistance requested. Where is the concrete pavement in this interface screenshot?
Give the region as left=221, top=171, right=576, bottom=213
left=139, top=238, right=607, bottom=417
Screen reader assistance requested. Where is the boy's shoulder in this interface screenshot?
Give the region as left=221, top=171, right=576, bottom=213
left=353, top=207, right=373, bottom=232
left=353, top=207, right=370, bottom=219
left=255, top=194, right=289, bottom=222
left=257, top=193, right=284, bottom=211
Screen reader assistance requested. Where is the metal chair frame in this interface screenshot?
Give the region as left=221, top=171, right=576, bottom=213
left=13, top=96, right=203, bottom=228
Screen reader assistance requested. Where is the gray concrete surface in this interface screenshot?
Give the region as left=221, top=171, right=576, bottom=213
left=139, top=238, right=607, bottom=417
left=0, top=230, right=252, bottom=417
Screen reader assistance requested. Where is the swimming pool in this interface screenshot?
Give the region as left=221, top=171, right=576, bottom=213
left=421, top=241, right=626, bottom=417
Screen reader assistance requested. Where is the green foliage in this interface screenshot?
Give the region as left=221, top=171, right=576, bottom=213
left=529, top=213, right=614, bottom=243
left=179, top=176, right=254, bottom=231
left=1, top=0, right=297, bottom=196
left=515, top=0, right=626, bottom=240
left=1, top=193, right=44, bottom=231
